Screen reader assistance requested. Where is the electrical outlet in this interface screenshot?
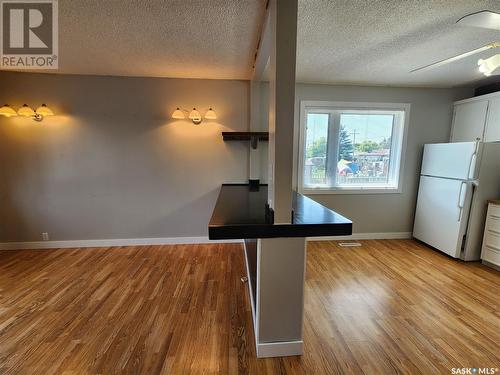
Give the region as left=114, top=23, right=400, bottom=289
left=42, top=232, right=49, bottom=241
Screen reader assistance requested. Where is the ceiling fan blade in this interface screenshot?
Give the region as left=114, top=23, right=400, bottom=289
left=411, top=42, right=500, bottom=73
left=457, top=10, right=500, bottom=30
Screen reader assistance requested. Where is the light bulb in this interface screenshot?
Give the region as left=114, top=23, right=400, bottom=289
left=477, top=54, right=500, bottom=76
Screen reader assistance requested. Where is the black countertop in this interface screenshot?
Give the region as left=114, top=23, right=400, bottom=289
left=208, top=184, right=352, bottom=240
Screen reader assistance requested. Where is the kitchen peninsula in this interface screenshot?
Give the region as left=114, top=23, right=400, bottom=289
left=209, top=184, right=352, bottom=357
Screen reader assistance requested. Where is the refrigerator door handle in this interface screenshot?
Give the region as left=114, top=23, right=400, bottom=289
left=467, top=153, right=477, bottom=180
left=457, top=182, right=467, bottom=221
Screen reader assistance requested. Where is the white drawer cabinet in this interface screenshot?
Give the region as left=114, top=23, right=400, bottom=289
left=481, top=202, right=500, bottom=267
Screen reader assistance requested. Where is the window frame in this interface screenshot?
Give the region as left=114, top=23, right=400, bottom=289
left=298, top=100, right=410, bottom=195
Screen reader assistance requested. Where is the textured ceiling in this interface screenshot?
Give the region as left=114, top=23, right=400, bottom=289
left=29, top=0, right=266, bottom=80
left=6, top=0, right=500, bottom=87
left=296, top=0, right=500, bottom=87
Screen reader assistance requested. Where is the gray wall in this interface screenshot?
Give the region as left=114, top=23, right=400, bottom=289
left=293, top=84, right=473, bottom=234
left=0, top=72, right=250, bottom=242
left=0, top=70, right=476, bottom=241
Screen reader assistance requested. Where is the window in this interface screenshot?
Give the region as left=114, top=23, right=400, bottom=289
left=299, top=101, right=409, bottom=194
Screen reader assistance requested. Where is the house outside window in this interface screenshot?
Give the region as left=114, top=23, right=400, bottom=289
left=298, top=101, right=410, bottom=194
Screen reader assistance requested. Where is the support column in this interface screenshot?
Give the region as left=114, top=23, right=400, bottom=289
left=256, top=237, right=306, bottom=357
left=267, top=0, right=298, bottom=223
left=244, top=0, right=303, bottom=359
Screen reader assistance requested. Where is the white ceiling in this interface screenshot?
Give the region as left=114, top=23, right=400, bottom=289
left=6, top=0, right=500, bottom=88
left=48, top=0, right=266, bottom=80
left=296, top=0, right=500, bottom=87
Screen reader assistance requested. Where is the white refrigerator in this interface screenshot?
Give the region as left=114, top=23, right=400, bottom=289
left=413, top=141, right=500, bottom=261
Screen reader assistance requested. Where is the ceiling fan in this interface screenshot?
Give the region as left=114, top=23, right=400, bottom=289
left=411, top=10, right=500, bottom=75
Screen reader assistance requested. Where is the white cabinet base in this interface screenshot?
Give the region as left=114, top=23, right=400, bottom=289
left=482, top=259, right=500, bottom=272
left=243, top=237, right=306, bottom=358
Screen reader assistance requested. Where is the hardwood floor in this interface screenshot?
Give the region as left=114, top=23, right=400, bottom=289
left=0, top=240, right=498, bottom=374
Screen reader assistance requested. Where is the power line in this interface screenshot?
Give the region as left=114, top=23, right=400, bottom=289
left=350, top=130, right=359, bottom=159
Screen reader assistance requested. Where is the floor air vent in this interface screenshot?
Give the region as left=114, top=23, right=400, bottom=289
left=338, top=242, right=362, bottom=247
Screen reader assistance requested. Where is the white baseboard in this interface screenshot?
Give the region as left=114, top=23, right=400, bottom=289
left=0, top=237, right=243, bottom=251
left=0, top=232, right=412, bottom=251
left=256, top=340, right=303, bottom=358
left=307, top=232, right=412, bottom=241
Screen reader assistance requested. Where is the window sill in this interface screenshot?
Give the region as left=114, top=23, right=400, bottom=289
left=301, top=187, right=402, bottom=195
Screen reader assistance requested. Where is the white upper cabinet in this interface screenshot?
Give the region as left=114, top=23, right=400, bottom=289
left=484, top=97, right=500, bottom=142
left=451, top=100, right=488, bottom=142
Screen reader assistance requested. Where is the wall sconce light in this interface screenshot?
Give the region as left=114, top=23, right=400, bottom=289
left=171, top=107, right=217, bottom=125
left=18, top=104, right=37, bottom=118
left=36, top=104, right=54, bottom=117
left=188, top=108, right=202, bottom=124
left=205, top=108, right=217, bottom=120
left=0, top=103, right=54, bottom=121
left=0, top=104, right=17, bottom=117
left=172, top=107, right=185, bottom=119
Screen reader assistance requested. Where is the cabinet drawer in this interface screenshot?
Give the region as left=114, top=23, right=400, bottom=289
left=486, top=215, right=500, bottom=234
left=482, top=244, right=500, bottom=266
left=488, top=204, right=500, bottom=221
left=484, top=231, right=500, bottom=250
left=487, top=217, right=500, bottom=234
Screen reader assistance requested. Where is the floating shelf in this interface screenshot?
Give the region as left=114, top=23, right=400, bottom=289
left=222, top=132, right=269, bottom=142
